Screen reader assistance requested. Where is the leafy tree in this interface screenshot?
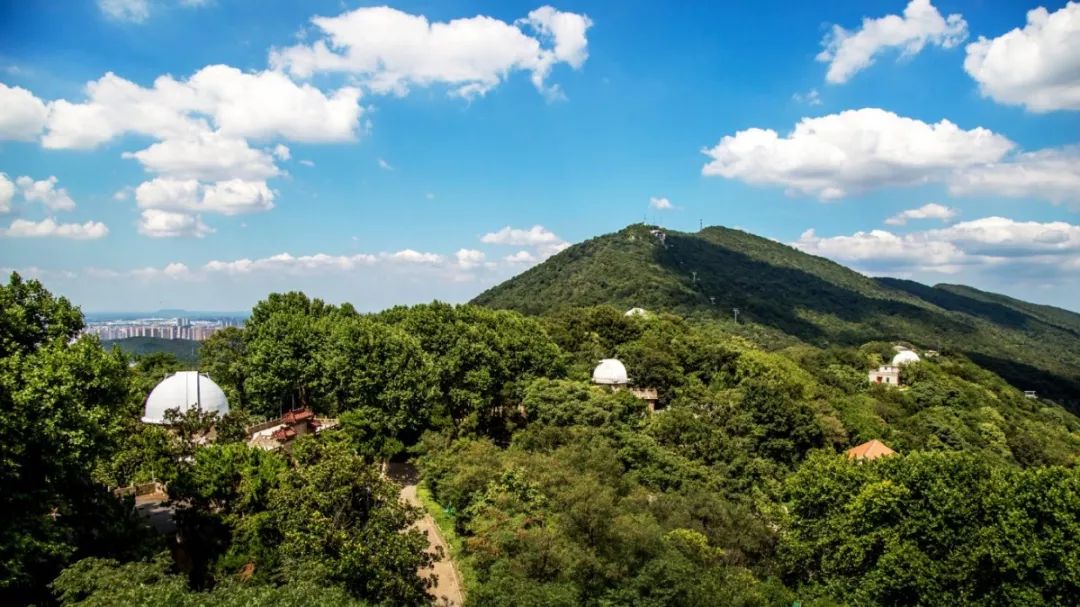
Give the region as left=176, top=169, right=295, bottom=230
left=269, top=439, right=434, bottom=605
left=52, top=555, right=369, bottom=606
left=336, top=408, right=406, bottom=461
left=781, top=451, right=1080, bottom=605
left=200, top=327, right=249, bottom=409
left=243, top=292, right=334, bottom=416
left=0, top=272, right=83, bottom=358
left=520, top=378, right=644, bottom=428
left=95, top=422, right=176, bottom=487
left=167, top=442, right=288, bottom=585
left=379, top=302, right=564, bottom=433
left=0, top=274, right=144, bottom=604
left=315, top=315, right=436, bottom=427
left=739, top=377, right=824, bottom=464
left=129, top=352, right=184, bottom=396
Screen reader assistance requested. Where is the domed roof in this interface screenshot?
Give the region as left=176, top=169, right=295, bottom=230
left=592, top=358, right=629, bottom=385
left=142, top=371, right=229, bottom=424
left=624, top=307, right=648, bottom=317
left=891, top=350, right=921, bottom=366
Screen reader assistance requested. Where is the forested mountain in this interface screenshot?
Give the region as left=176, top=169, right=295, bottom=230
left=473, top=224, right=1080, bottom=409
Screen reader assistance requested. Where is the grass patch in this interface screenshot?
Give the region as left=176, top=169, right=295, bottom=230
left=416, top=482, right=478, bottom=597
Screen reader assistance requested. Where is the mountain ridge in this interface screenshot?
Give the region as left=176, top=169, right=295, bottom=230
left=473, top=223, right=1080, bottom=409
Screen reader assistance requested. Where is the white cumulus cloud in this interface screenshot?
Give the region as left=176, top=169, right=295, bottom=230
left=201, top=179, right=275, bottom=215
left=385, top=249, right=444, bottom=264
left=123, top=130, right=279, bottom=182
left=30, top=63, right=364, bottom=238
left=649, top=196, right=675, bottom=210
left=43, top=72, right=203, bottom=150
left=949, top=146, right=1080, bottom=205
left=480, top=224, right=569, bottom=262
left=885, top=203, right=957, bottom=226
left=930, top=216, right=1080, bottom=258
left=504, top=250, right=537, bottom=264
left=134, top=177, right=274, bottom=225
left=184, top=65, right=363, bottom=142
left=818, top=0, right=968, bottom=84
left=0, top=174, right=14, bottom=213
left=795, top=227, right=967, bottom=273
left=203, top=249, right=455, bottom=274
left=270, top=5, right=592, bottom=99
left=204, top=252, right=377, bottom=274
left=481, top=224, right=564, bottom=246
left=134, top=178, right=202, bottom=211
left=15, top=175, right=76, bottom=211
left=794, top=216, right=1080, bottom=276
left=42, top=66, right=363, bottom=150
left=0, top=83, right=49, bottom=141
left=3, top=218, right=108, bottom=239
left=701, top=108, right=1013, bottom=199
left=455, top=248, right=486, bottom=269
left=138, top=209, right=213, bottom=238
left=964, top=2, right=1080, bottom=112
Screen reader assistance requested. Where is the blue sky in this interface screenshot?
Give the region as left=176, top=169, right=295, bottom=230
left=1, top=0, right=1078, bottom=312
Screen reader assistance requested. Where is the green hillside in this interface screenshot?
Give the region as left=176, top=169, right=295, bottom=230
left=102, top=336, right=200, bottom=366
left=473, top=224, right=1080, bottom=409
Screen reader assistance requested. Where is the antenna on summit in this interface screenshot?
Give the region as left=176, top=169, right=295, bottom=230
left=732, top=308, right=740, bottom=324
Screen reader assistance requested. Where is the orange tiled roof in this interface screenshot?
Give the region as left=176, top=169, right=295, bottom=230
left=271, top=426, right=298, bottom=442
left=282, top=408, right=314, bottom=425
left=845, top=439, right=896, bottom=460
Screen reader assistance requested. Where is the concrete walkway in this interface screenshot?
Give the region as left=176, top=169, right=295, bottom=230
left=387, top=462, right=465, bottom=607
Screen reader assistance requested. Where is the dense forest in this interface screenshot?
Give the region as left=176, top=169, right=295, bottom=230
left=102, top=337, right=201, bottom=366
left=3, top=270, right=1080, bottom=606
left=473, top=224, right=1080, bottom=410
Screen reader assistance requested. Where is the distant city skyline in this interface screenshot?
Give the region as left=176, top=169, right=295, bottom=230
left=1, top=1, right=1078, bottom=312
left=84, top=310, right=250, bottom=320
left=83, top=316, right=244, bottom=341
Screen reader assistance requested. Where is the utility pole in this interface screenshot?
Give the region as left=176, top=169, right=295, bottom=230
left=732, top=308, right=740, bottom=324
left=691, top=271, right=698, bottom=284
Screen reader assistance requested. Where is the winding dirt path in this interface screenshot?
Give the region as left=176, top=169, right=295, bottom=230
left=387, top=462, right=465, bottom=607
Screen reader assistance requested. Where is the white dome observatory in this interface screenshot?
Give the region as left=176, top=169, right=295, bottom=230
left=142, top=371, right=230, bottom=424
left=592, top=359, right=629, bottom=385
left=891, top=350, right=921, bottom=366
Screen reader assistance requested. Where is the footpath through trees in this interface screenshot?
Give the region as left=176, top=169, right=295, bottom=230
left=387, top=462, right=465, bottom=607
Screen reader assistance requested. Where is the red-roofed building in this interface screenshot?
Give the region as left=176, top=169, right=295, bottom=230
left=845, top=439, right=896, bottom=461
left=247, top=409, right=337, bottom=451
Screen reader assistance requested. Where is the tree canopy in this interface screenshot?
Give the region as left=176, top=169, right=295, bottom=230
left=3, top=273, right=1079, bottom=606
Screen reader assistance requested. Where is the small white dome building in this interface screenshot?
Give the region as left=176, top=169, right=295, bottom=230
left=891, top=350, right=921, bottom=366
left=592, top=359, right=629, bottom=385
left=142, top=371, right=229, bottom=424
left=624, top=307, right=648, bottom=317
